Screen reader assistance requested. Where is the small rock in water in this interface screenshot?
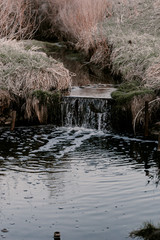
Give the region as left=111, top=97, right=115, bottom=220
left=1, top=229, right=9, bottom=233
left=54, top=231, right=61, bottom=240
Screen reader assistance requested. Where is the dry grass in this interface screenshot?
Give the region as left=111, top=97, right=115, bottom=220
left=0, top=0, right=160, bottom=89
left=53, top=0, right=160, bottom=84
left=54, top=0, right=111, bottom=53
left=0, top=39, right=72, bottom=98
left=109, top=32, right=160, bottom=83
left=101, top=0, right=160, bottom=88
left=25, top=97, right=48, bottom=123
left=0, top=0, right=40, bottom=39
left=0, top=89, right=12, bottom=114
left=145, top=60, right=160, bottom=88
left=131, top=94, right=155, bottom=135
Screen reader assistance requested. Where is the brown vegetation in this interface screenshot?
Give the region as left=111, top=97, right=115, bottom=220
left=0, top=0, right=111, bottom=52
left=0, top=0, right=160, bottom=128
left=0, top=0, right=59, bottom=39
left=54, top=0, right=111, bottom=52
left=0, top=89, right=12, bottom=114
left=0, top=39, right=72, bottom=98
left=0, top=39, right=72, bottom=124
left=0, top=0, right=40, bottom=39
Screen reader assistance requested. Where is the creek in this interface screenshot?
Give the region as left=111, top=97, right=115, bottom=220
left=0, top=42, right=160, bottom=240
left=0, top=126, right=159, bottom=240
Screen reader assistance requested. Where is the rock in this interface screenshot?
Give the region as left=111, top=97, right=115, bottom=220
left=149, top=230, right=160, bottom=240
left=1, top=228, right=9, bottom=233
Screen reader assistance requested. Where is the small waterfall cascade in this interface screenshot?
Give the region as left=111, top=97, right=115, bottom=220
left=61, top=96, right=113, bottom=131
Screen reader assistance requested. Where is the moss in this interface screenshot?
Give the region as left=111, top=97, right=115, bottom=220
left=32, top=90, right=61, bottom=105
left=32, top=90, right=62, bottom=125
left=111, top=81, right=154, bottom=104
left=130, top=222, right=160, bottom=240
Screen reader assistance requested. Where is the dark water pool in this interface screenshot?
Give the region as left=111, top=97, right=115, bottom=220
left=0, top=126, right=160, bottom=240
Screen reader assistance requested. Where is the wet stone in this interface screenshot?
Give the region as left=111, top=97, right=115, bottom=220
left=1, top=229, right=9, bottom=233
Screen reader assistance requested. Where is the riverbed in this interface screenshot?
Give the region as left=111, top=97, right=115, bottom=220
left=0, top=125, right=159, bottom=240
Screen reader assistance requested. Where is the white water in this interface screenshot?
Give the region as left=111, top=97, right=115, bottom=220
left=32, top=127, right=104, bottom=159
left=61, top=97, right=111, bottom=131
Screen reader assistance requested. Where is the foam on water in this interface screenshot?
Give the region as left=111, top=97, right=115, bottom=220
left=31, top=127, right=105, bottom=159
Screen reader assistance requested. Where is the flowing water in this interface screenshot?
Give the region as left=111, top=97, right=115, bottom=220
left=61, top=97, right=111, bottom=131
left=0, top=125, right=160, bottom=240
left=0, top=43, right=160, bottom=240
left=61, top=84, right=115, bottom=131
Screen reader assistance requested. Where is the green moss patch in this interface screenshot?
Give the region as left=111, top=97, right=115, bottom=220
left=32, top=90, right=61, bottom=105
left=111, top=81, right=154, bottom=104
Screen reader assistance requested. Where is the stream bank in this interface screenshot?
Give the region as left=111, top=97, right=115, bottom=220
left=1, top=39, right=160, bottom=138
left=0, top=39, right=116, bottom=128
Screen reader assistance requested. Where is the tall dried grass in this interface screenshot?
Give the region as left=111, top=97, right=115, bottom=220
left=0, top=0, right=111, bottom=54
left=25, top=97, right=48, bottom=123
left=0, top=39, right=72, bottom=98
left=0, top=0, right=39, bottom=39
left=0, top=0, right=58, bottom=39
left=0, top=89, right=12, bottom=114
left=54, top=0, right=111, bottom=53
left=1, top=0, right=160, bottom=89
left=102, top=0, right=160, bottom=87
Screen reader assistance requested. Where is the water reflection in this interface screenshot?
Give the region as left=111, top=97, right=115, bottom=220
left=0, top=126, right=160, bottom=240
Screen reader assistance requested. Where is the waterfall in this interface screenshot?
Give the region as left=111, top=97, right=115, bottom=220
left=61, top=96, right=112, bottom=131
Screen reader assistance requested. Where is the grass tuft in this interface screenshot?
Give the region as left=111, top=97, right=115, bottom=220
left=102, top=0, right=160, bottom=88
left=0, top=39, right=72, bottom=98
